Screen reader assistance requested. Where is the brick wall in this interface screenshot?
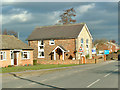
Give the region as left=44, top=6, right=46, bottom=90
left=96, top=43, right=108, bottom=51
left=37, top=60, right=82, bottom=64
left=29, top=39, right=76, bottom=63
left=36, top=58, right=105, bottom=65
left=19, top=50, right=33, bottom=66
left=0, top=50, right=11, bottom=67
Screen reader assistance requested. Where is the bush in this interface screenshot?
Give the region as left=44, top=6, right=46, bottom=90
left=98, top=56, right=103, bottom=59
left=8, top=65, right=12, bottom=67
left=33, top=60, right=37, bottom=65
left=25, top=64, right=27, bottom=66
left=28, top=64, right=31, bottom=66
left=85, top=54, right=89, bottom=59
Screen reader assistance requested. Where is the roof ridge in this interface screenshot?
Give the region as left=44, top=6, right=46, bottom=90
left=35, top=23, right=85, bottom=29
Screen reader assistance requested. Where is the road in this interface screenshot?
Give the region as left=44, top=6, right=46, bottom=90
left=2, top=61, right=119, bottom=89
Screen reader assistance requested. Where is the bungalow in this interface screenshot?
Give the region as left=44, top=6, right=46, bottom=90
left=27, top=23, right=93, bottom=63
left=0, top=35, right=33, bottom=67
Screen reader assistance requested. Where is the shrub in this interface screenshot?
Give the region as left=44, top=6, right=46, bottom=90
left=85, top=54, right=89, bottom=59
left=33, top=60, right=37, bottom=65
left=8, top=65, right=12, bottom=67
left=98, top=56, right=103, bottom=59
left=28, top=64, right=31, bottom=66
left=25, top=64, right=27, bottom=66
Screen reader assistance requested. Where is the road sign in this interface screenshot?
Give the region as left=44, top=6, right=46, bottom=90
left=92, top=48, right=96, bottom=54
left=104, top=50, right=109, bottom=55
left=78, top=46, right=83, bottom=53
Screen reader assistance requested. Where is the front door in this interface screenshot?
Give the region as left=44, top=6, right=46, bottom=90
left=82, top=56, right=86, bottom=64
left=60, top=52, right=63, bottom=60
left=14, top=52, right=17, bottom=65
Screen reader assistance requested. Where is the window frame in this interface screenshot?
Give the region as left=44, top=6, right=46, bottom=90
left=0, top=51, right=6, bottom=61
left=49, top=40, right=55, bottom=45
left=38, top=40, right=45, bottom=58
left=21, top=51, right=30, bottom=60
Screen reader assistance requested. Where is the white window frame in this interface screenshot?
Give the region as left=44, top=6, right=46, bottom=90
left=0, top=51, right=6, bottom=61
left=21, top=51, right=30, bottom=60
left=49, top=40, right=55, bottom=45
left=38, top=40, right=45, bottom=58
left=10, top=51, right=14, bottom=59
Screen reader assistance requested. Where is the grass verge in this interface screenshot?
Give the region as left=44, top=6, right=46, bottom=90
left=1, top=64, right=81, bottom=73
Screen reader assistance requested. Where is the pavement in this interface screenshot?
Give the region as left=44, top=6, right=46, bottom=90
left=1, top=60, right=119, bottom=89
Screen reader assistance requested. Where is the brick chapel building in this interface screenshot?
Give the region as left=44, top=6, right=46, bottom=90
left=27, top=23, right=93, bottom=63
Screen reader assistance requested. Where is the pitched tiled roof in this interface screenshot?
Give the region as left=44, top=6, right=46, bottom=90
left=27, top=23, right=85, bottom=41
left=0, top=35, right=33, bottom=50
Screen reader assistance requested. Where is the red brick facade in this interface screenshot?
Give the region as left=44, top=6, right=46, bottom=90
left=29, top=39, right=76, bottom=63
left=96, top=42, right=119, bottom=53
left=0, top=50, right=33, bottom=67
left=96, top=43, right=108, bottom=50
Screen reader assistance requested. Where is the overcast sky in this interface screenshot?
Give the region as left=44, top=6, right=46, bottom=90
left=1, top=2, right=118, bottom=43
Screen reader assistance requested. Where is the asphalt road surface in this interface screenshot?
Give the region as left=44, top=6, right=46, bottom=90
left=2, top=60, right=119, bottom=89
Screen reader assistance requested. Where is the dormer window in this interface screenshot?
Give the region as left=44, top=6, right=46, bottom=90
left=49, top=40, right=55, bottom=45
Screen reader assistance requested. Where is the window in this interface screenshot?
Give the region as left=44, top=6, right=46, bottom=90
left=81, top=38, right=83, bottom=43
left=11, top=51, right=14, bottom=59
left=86, top=39, right=89, bottom=54
left=86, top=39, right=89, bottom=49
left=21, top=51, right=30, bottom=59
left=81, top=38, right=84, bottom=48
left=49, top=40, right=55, bottom=45
left=0, top=51, right=6, bottom=60
left=38, top=40, right=44, bottom=58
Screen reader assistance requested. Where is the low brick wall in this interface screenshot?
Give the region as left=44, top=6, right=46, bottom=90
left=106, top=53, right=118, bottom=60
left=37, top=58, right=105, bottom=65
left=38, top=60, right=82, bottom=64
left=86, top=59, right=105, bottom=64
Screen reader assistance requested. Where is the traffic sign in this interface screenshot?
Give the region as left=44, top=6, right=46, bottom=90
left=104, top=50, right=109, bottom=55
left=78, top=46, right=83, bottom=53
left=92, top=48, right=96, bottom=54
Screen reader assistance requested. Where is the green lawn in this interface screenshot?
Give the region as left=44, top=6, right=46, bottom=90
left=1, top=64, right=81, bottom=73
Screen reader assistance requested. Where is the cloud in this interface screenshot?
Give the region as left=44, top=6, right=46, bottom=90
left=29, top=10, right=62, bottom=26
left=2, top=8, right=32, bottom=24
left=75, top=3, right=95, bottom=16
left=87, top=20, right=105, bottom=25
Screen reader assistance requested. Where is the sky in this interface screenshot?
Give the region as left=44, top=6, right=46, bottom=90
left=1, top=2, right=118, bottom=44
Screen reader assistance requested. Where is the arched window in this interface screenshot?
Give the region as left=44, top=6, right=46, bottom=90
left=86, top=39, right=89, bottom=54
left=81, top=38, right=83, bottom=43
left=86, top=39, right=88, bottom=44
left=81, top=38, right=84, bottom=48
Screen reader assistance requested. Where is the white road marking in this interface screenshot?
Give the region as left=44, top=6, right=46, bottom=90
left=41, top=79, right=48, bottom=82
left=114, top=69, right=118, bottom=71
left=17, top=86, right=22, bottom=88
left=104, top=73, right=111, bottom=77
left=87, top=79, right=100, bottom=88
left=28, top=82, right=37, bottom=86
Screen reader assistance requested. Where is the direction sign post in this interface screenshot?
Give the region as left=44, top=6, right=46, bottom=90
left=78, top=47, right=83, bottom=64
left=104, top=50, right=109, bottom=62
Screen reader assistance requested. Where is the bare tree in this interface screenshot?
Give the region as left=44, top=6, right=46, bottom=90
left=58, top=8, right=76, bottom=25
left=2, top=29, right=18, bottom=38
left=3, top=29, right=7, bottom=35
left=111, top=40, right=116, bottom=43
left=93, top=38, right=108, bottom=45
